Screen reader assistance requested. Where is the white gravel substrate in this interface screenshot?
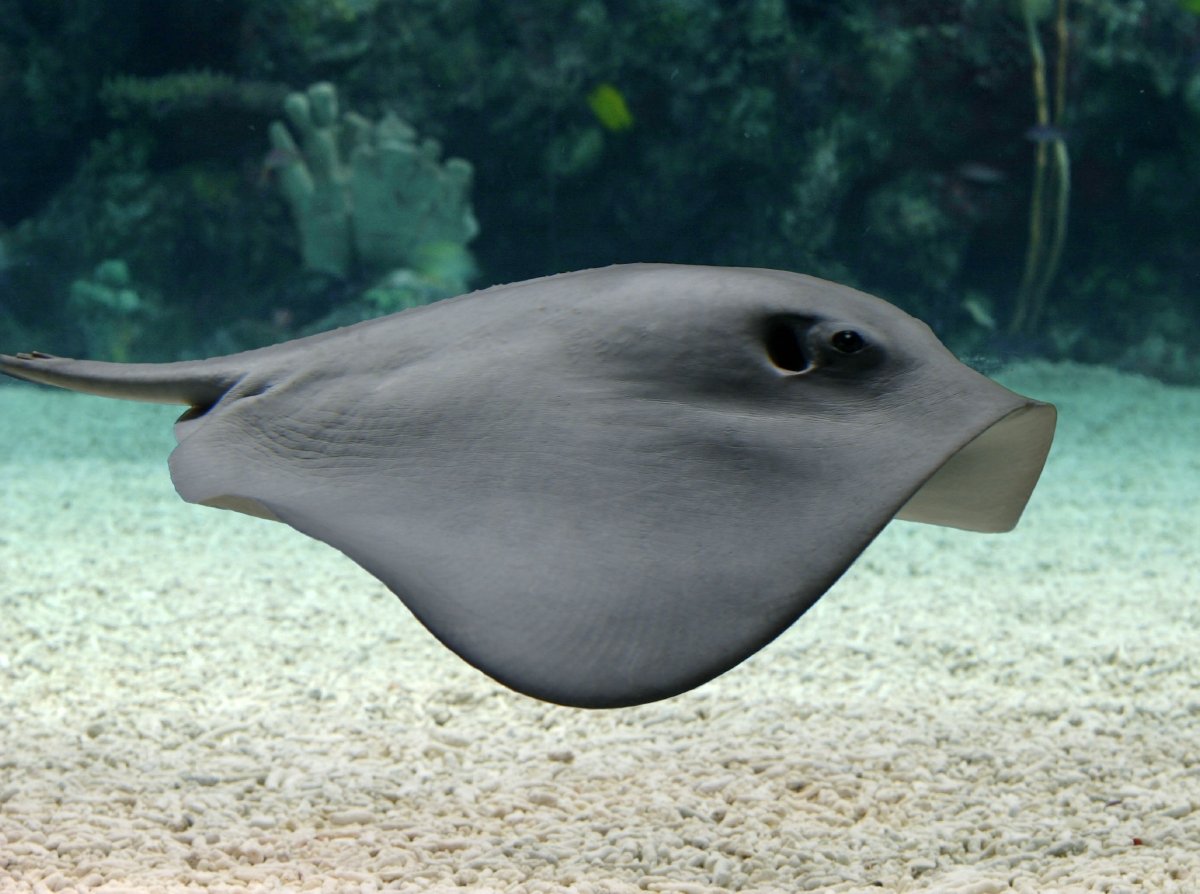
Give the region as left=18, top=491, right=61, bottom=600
left=1, top=361, right=1197, bottom=894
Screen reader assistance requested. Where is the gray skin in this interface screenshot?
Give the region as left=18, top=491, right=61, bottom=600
left=0, top=265, right=1056, bottom=708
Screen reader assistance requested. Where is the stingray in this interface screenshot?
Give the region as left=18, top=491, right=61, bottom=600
left=1, top=264, right=1056, bottom=708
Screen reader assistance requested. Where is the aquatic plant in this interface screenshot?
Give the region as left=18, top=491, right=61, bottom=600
left=1010, top=0, right=1073, bottom=335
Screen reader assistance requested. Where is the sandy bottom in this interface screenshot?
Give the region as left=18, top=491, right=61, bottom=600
left=0, top=362, right=1197, bottom=894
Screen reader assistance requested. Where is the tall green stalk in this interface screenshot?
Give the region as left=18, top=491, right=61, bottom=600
left=1010, top=0, right=1072, bottom=335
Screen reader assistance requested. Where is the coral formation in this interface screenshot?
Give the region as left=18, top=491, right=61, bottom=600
left=100, top=71, right=287, bottom=121
left=67, top=259, right=156, bottom=362
left=269, top=82, right=477, bottom=280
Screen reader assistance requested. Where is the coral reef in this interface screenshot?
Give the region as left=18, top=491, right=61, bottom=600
left=67, top=259, right=157, bottom=362
left=100, top=71, right=287, bottom=121
left=861, top=172, right=969, bottom=296
left=269, top=82, right=478, bottom=279
left=0, top=1, right=1197, bottom=378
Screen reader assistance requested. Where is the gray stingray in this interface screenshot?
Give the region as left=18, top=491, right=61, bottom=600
left=0, top=264, right=1056, bottom=708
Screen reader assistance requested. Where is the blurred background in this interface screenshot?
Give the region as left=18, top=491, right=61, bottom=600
left=0, top=0, right=1196, bottom=382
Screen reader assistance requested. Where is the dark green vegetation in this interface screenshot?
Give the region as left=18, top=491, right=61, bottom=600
left=0, top=0, right=1197, bottom=380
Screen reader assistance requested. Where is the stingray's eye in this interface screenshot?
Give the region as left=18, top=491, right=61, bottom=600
left=830, top=329, right=866, bottom=354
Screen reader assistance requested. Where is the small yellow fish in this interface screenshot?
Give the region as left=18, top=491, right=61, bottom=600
left=587, top=83, right=634, bottom=132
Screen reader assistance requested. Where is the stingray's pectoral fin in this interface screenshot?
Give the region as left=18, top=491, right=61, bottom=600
left=0, top=351, right=241, bottom=409
left=897, top=402, right=1057, bottom=533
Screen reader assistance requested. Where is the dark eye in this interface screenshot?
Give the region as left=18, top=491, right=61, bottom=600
left=830, top=330, right=866, bottom=354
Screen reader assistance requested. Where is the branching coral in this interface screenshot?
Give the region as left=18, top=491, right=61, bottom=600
left=268, top=82, right=478, bottom=280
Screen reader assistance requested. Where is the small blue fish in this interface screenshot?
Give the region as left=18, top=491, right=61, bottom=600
left=1024, top=123, right=1067, bottom=143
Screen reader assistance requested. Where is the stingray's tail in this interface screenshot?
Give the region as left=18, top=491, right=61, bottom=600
left=0, top=351, right=241, bottom=408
